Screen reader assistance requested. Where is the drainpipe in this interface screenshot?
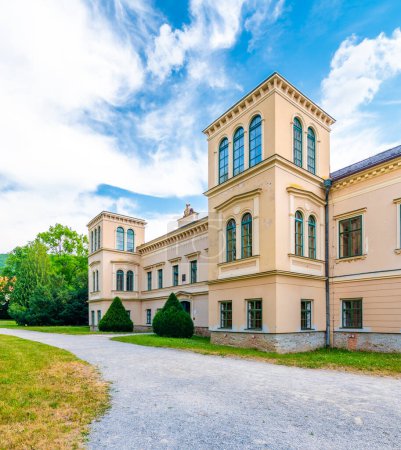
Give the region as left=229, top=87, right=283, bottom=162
left=323, top=178, right=332, bottom=348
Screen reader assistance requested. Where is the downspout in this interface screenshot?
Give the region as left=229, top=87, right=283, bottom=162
left=323, top=178, right=332, bottom=348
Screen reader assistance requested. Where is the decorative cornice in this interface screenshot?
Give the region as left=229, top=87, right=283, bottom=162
left=87, top=210, right=146, bottom=228
left=286, top=186, right=326, bottom=206
left=215, top=189, right=262, bottom=211
left=185, top=251, right=201, bottom=259
left=168, top=257, right=182, bottom=264
left=138, top=217, right=208, bottom=255
left=203, top=73, right=335, bottom=138
left=331, top=157, right=401, bottom=192
left=205, top=153, right=324, bottom=198
left=333, top=208, right=366, bottom=221
left=208, top=269, right=326, bottom=285
left=143, top=262, right=166, bottom=271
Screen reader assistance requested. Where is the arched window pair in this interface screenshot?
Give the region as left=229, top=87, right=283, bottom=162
left=91, top=226, right=101, bottom=253
left=295, top=211, right=316, bottom=259
left=293, top=118, right=316, bottom=174
left=116, top=270, right=134, bottom=291
left=116, top=227, right=135, bottom=252
left=218, top=115, right=262, bottom=184
left=226, top=213, right=252, bottom=262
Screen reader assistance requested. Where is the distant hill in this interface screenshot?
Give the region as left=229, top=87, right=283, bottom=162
left=0, top=254, right=8, bottom=269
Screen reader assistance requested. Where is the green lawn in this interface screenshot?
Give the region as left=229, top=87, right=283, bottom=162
left=113, top=334, right=401, bottom=377
left=0, top=320, right=147, bottom=335
left=0, top=335, right=109, bottom=449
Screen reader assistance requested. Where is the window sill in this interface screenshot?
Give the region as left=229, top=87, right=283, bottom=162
left=337, top=327, right=364, bottom=332
left=218, top=255, right=260, bottom=267
left=288, top=253, right=324, bottom=263
left=335, top=254, right=366, bottom=263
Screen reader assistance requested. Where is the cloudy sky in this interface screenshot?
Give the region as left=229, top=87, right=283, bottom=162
left=1, top=0, right=401, bottom=252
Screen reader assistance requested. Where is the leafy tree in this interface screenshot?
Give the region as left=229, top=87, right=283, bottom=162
left=98, top=297, right=133, bottom=332
left=0, top=275, right=16, bottom=319
left=153, top=293, right=194, bottom=338
left=5, top=224, right=89, bottom=326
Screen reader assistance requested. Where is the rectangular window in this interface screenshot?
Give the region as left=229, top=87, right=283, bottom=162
left=146, top=309, right=152, bottom=325
left=97, top=310, right=101, bottom=325
left=147, top=271, right=152, bottom=291
left=173, top=265, right=179, bottom=286
left=158, top=268, right=163, bottom=289
left=92, top=271, right=96, bottom=292
left=190, top=260, right=197, bottom=284
left=301, top=300, right=312, bottom=330
left=220, top=301, right=232, bottom=329
left=182, top=274, right=186, bottom=283
left=342, top=299, right=362, bottom=329
left=339, top=215, right=362, bottom=258
left=247, top=299, right=262, bottom=330
left=126, top=310, right=131, bottom=318
left=91, top=310, right=95, bottom=326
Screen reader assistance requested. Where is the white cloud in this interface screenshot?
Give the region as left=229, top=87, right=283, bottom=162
left=244, top=0, right=285, bottom=50
left=321, top=28, right=401, bottom=170
left=147, top=0, right=246, bottom=81
left=0, top=0, right=207, bottom=251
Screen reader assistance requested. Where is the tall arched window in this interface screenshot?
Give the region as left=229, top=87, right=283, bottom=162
left=226, top=219, right=236, bottom=262
left=94, top=228, right=98, bottom=251
left=249, top=115, right=262, bottom=167
left=97, top=226, right=101, bottom=249
left=233, top=127, right=244, bottom=176
left=218, top=138, right=229, bottom=184
left=295, top=211, right=303, bottom=256
left=241, top=213, right=252, bottom=258
left=307, top=127, right=316, bottom=174
left=127, top=229, right=135, bottom=252
left=308, top=215, right=316, bottom=259
left=293, top=118, right=303, bottom=167
left=116, top=270, right=124, bottom=291
left=116, top=227, right=124, bottom=251
left=91, top=231, right=94, bottom=253
left=126, top=270, right=134, bottom=291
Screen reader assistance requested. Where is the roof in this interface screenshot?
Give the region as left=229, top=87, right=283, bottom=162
left=330, top=144, right=401, bottom=181
left=203, top=72, right=335, bottom=135
left=87, top=210, right=147, bottom=228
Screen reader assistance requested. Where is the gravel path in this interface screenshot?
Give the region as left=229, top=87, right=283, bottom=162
left=1, top=328, right=401, bottom=450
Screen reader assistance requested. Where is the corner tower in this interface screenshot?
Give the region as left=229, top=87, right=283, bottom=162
left=87, top=211, right=146, bottom=329
left=204, top=72, right=335, bottom=352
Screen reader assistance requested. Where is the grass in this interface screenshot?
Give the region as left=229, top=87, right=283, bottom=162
left=0, top=335, right=109, bottom=449
left=113, top=334, right=401, bottom=377
left=0, top=320, right=149, bottom=335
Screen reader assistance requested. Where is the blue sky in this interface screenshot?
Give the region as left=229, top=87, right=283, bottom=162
left=1, top=0, right=401, bottom=251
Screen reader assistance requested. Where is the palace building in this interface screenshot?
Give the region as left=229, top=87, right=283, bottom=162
left=87, top=72, right=401, bottom=353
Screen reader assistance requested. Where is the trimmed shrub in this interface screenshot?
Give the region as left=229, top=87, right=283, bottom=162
left=98, top=297, right=133, bottom=332
left=153, top=293, right=194, bottom=338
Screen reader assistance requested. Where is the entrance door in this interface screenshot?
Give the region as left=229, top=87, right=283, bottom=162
left=180, top=301, right=191, bottom=315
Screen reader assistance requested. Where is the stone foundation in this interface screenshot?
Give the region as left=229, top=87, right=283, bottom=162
left=211, top=331, right=325, bottom=353
left=333, top=332, right=401, bottom=353
left=195, top=327, right=210, bottom=337
left=133, top=325, right=152, bottom=332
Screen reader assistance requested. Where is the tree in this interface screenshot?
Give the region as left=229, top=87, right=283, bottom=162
left=152, top=293, right=194, bottom=338
left=0, top=275, right=16, bottom=319
left=5, top=224, right=90, bottom=326
left=98, top=297, right=133, bottom=332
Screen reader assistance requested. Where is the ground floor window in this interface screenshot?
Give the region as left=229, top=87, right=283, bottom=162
left=220, top=301, right=232, bottom=329
left=91, top=310, right=95, bottom=326
left=342, top=299, right=362, bottom=328
left=126, top=310, right=131, bottom=318
left=247, top=299, right=262, bottom=330
left=146, top=309, right=152, bottom=325
left=97, top=310, right=101, bottom=324
left=301, top=300, right=312, bottom=330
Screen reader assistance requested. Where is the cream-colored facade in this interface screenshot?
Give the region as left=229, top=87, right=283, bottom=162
left=88, top=209, right=209, bottom=334
left=88, top=72, right=401, bottom=352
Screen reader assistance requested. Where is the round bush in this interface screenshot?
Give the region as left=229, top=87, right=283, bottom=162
left=153, top=293, right=194, bottom=338
left=98, top=297, right=133, bottom=332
